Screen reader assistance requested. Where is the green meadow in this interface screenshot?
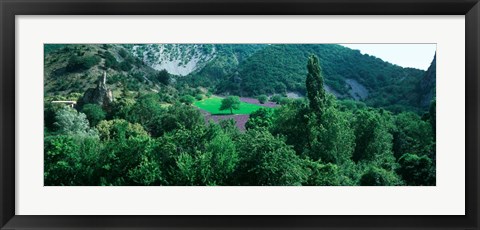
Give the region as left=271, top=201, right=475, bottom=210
left=194, top=96, right=264, bottom=115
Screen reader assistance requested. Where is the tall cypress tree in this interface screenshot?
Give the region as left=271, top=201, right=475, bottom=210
left=305, top=54, right=326, bottom=117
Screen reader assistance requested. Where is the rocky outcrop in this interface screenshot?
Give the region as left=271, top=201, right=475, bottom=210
left=77, top=71, right=114, bottom=108
left=419, top=54, right=436, bottom=107
left=346, top=78, right=369, bottom=101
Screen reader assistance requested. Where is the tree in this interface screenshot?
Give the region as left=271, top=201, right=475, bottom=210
left=44, top=102, right=64, bottom=132
left=53, top=107, right=95, bottom=136
left=304, top=161, right=340, bottom=186
left=159, top=103, right=204, bottom=135
left=305, top=105, right=355, bottom=164
left=305, top=54, right=326, bottom=118
left=156, top=69, right=171, bottom=85
left=198, top=129, right=238, bottom=185
left=44, top=135, right=81, bottom=185
left=270, top=94, right=283, bottom=103
left=81, top=104, right=106, bottom=127
left=96, top=119, right=149, bottom=141
left=234, top=128, right=308, bottom=185
left=397, top=153, right=435, bottom=185
left=245, top=108, right=273, bottom=130
left=270, top=99, right=310, bottom=154
left=180, top=95, right=195, bottom=105
left=44, top=135, right=101, bottom=185
left=128, top=94, right=165, bottom=137
left=392, top=112, right=434, bottom=159
left=219, top=96, right=241, bottom=114
left=66, top=55, right=101, bottom=72
left=257, top=95, right=268, bottom=104
left=352, top=109, right=396, bottom=170
left=100, top=136, right=159, bottom=185
left=359, top=167, right=403, bottom=186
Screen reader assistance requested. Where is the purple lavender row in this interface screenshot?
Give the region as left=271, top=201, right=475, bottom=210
left=239, top=97, right=278, bottom=108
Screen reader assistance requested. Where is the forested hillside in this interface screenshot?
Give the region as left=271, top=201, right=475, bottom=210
left=216, top=44, right=428, bottom=112
left=44, top=43, right=436, bottom=186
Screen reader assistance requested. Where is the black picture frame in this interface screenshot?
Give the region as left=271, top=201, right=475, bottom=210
left=1, top=0, right=479, bottom=229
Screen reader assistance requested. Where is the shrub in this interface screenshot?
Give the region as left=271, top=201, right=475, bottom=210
left=66, top=55, right=101, bottom=72
left=270, top=94, right=283, bottom=103
left=104, top=51, right=119, bottom=70
left=81, top=104, right=106, bottom=127
left=180, top=95, right=195, bottom=105
left=118, top=48, right=128, bottom=58
left=257, top=95, right=268, bottom=104
left=119, top=61, right=133, bottom=71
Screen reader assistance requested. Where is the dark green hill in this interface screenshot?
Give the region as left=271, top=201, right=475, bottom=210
left=216, top=44, right=429, bottom=112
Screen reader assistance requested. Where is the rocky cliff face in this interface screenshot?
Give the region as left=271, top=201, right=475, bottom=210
left=129, top=44, right=216, bottom=76
left=419, top=54, right=436, bottom=107
left=77, top=71, right=114, bottom=108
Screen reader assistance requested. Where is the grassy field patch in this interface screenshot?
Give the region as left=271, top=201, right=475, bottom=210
left=194, top=96, right=265, bottom=115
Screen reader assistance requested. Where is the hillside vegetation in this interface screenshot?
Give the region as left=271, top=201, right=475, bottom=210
left=216, top=44, right=429, bottom=112
left=44, top=52, right=436, bottom=186
left=44, top=44, right=159, bottom=97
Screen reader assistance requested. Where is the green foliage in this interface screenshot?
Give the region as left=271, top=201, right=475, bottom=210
left=44, top=46, right=436, bottom=186
left=127, top=94, right=165, bottom=137
left=118, top=48, right=128, bottom=58
left=44, top=135, right=81, bottom=185
left=100, top=136, right=160, bottom=185
left=218, top=44, right=426, bottom=112
left=159, top=103, right=204, bottom=135
left=53, top=107, right=96, bottom=136
left=81, top=104, right=106, bottom=127
left=271, top=99, right=310, bottom=154
left=154, top=125, right=238, bottom=186
left=104, top=51, right=119, bottom=70
left=194, top=96, right=264, bottom=115
left=257, top=95, right=268, bottom=104
left=66, top=55, right=101, bottom=72
left=127, top=155, right=163, bottom=185
left=180, top=95, right=195, bottom=105
left=360, top=167, right=403, bottom=186
left=397, top=153, right=435, bottom=186
left=219, top=96, right=241, bottom=114
left=245, top=108, right=274, bottom=130
left=392, top=112, right=434, bottom=159
left=44, top=135, right=101, bottom=185
left=156, top=69, right=171, bottom=85
left=304, top=161, right=340, bottom=186
left=96, top=119, right=149, bottom=141
left=44, top=44, right=67, bottom=55
left=352, top=109, right=396, bottom=170
left=305, top=104, right=355, bottom=164
left=119, top=61, right=133, bottom=71
left=235, top=128, right=308, bottom=185
left=306, top=54, right=327, bottom=118
left=429, top=99, right=436, bottom=135
left=44, top=102, right=65, bottom=132
left=198, top=129, right=238, bottom=185
left=270, top=94, right=283, bottom=103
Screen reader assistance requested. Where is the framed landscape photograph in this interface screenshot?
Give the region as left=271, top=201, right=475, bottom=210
left=1, top=0, right=479, bottom=229
left=43, top=43, right=438, bottom=187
